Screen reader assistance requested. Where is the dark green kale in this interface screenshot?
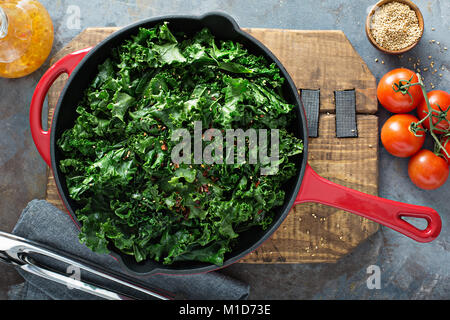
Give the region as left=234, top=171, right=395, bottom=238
left=58, top=22, right=303, bottom=265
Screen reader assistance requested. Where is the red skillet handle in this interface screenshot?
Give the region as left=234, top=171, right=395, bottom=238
left=29, top=47, right=92, bottom=166
left=294, top=164, right=442, bottom=243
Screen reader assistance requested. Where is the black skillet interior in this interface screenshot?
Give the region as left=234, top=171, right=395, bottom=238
left=50, top=12, right=308, bottom=276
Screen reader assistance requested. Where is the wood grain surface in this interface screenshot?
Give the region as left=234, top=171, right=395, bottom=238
left=45, top=27, right=379, bottom=263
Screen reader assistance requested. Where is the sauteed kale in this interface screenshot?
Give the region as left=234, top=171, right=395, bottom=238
left=57, top=23, right=303, bottom=265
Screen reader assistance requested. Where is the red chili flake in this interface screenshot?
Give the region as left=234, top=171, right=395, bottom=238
left=202, top=171, right=208, bottom=177
left=183, top=208, right=190, bottom=220
left=255, top=180, right=260, bottom=188
left=199, top=184, right=209, bottom=193
left=211, top=97, right=216, bottom=101
left=257, top=209, right=263, bottom=215
left=161, top=144, right=167, bottom=151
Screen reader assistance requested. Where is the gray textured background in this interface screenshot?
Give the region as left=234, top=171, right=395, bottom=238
left=0, top=0, right=449, bottom=299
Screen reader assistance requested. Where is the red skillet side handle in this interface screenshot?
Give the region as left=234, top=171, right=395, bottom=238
left=294, top=164, right=442, bottom=243
left=29, top=47, right=92, bottom=166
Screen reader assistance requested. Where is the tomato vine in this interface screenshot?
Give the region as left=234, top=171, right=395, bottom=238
left=394, top=73, right=450, bottom=159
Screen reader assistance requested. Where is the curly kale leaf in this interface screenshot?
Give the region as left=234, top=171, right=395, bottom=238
left=58, top=23, right=303, bottom=265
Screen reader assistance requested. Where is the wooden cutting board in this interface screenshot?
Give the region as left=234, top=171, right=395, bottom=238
left=45, top=27, right=379, bottom=263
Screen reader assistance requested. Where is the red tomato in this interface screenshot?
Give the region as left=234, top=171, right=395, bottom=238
left=441, top=136, right=450, bottom=164
left=408, top=149, right=449, bottom=190
left=377, top=68, right=424, bottom=113
left=381, top=114, right=425, bottom=157
left=416, top=90, right=450, bottom=133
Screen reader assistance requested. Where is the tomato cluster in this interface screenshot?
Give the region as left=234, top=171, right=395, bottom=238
left=377, top=68, right=450, bottom=190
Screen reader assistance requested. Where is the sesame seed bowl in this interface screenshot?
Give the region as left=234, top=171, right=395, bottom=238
left=366, top=0, right=424, bottom=54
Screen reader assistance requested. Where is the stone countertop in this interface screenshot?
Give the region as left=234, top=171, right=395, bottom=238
left=0, top=0, right=449, bottom=299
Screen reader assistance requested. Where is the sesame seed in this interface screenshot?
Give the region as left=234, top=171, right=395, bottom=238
left=369, top=2, right=422, bottom=51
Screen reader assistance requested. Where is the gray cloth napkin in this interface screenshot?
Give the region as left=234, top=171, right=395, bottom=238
left=8, top=199, right=249, bottom=300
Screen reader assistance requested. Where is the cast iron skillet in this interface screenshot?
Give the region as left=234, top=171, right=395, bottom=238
left=30, top=13, right=441, bottom=276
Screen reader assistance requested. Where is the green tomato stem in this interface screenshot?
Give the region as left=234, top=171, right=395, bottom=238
left=415, top=73, right=450, bottom=158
